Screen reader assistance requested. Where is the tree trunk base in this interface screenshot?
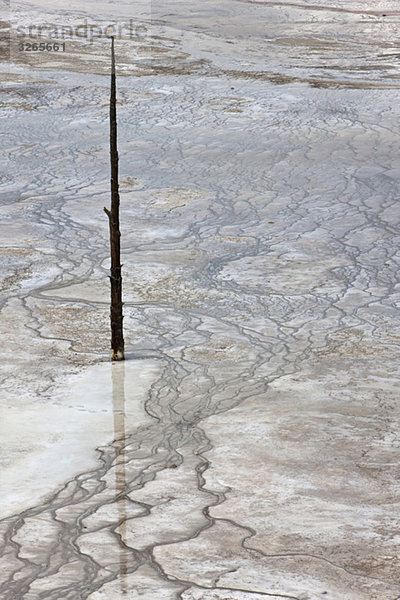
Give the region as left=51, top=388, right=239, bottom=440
left=111, top=348, right=125, bottom=361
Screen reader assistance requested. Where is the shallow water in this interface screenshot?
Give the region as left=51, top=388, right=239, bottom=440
left=1, top=1, right=400, bottom=598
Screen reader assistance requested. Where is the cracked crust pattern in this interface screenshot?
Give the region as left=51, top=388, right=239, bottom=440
left=1, top=0, right=400, bottom=598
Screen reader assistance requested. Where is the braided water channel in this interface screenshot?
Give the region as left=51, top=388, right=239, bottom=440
left=1, top=1, right=400, bottom=598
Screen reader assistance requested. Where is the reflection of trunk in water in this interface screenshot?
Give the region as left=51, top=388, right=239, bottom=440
left=112, top=362, right=128, bottom=595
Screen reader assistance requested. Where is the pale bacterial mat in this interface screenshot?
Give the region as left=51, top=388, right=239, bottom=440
left=0, top=0, right=400, bottom=599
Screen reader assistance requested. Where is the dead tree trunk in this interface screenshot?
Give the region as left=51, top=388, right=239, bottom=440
left=104, top=36, right=124, bottom=361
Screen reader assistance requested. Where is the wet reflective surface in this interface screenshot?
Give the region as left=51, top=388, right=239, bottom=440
left=1, top=1, right=400, bottom=598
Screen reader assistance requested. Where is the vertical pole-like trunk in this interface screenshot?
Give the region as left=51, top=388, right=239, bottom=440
left=104, top=36, right=124, bottom=361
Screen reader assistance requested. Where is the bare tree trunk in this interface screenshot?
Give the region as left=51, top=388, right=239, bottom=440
left=104, top=36, right=124, bottom=361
